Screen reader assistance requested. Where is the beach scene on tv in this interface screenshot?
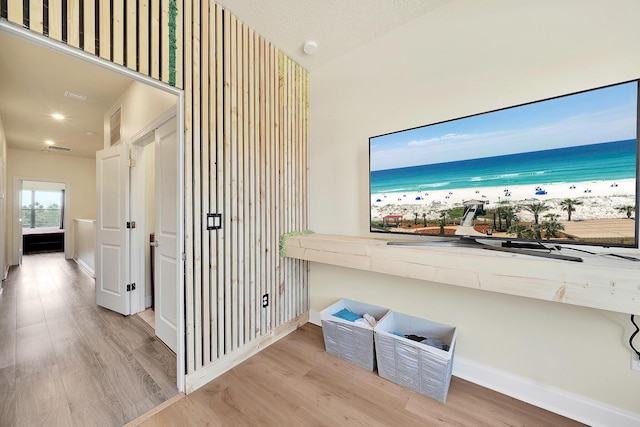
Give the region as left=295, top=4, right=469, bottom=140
left=370, top=81, right=638, bottom=246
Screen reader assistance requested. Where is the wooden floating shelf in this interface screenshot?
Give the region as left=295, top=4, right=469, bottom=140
left=284, top=234, right=640, bottom=315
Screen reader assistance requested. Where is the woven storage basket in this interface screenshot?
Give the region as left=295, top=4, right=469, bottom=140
left=374, top=311, right=457, bottom=403
left=320, top=299, right=390, bottom=371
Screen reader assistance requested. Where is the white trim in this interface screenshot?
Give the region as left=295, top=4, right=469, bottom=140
left=185, top=313, right=309, bottom=393
left=73, top=257, right=95, bottom=277
left=309, top=309, right=321, bottom=326
left=310, top=309, right=640, bottom=426
left=0, top=21, right=181, bottom=97
left=130, top=105, right=178, bottom=145
left=452, top=357, right=640, bottom=427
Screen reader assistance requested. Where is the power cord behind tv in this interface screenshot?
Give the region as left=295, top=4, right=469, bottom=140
left=630, top=315, right=640, bottom=360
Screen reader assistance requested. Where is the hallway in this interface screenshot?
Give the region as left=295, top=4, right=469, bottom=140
left=0, top=252, right=177, bottom=426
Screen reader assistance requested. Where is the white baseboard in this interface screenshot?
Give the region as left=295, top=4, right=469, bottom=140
left=185, top=313, right=309, bottom=394
left=73, top=257, right=95, bottom=278
left=309, top=309, right=640, bottom=427
left=453, top=357, right=640, bottom=427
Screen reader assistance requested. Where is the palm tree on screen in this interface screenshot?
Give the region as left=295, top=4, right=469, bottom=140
left=560, top=198, right=583, bottom=221
left=523, top=202, right=550, bottom=225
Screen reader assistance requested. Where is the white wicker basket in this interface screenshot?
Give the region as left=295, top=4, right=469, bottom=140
left=374, top=311, right=457, bottom=403
left=320, top=299, right=390, bottom=371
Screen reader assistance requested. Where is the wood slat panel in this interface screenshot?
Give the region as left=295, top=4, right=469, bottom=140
left=182, top=0, right=195, bottom=374
left=112, top=0, right=124, bottom=65
left=6, top=0, right=22, bottom=25
left=66, top=0, right=80, bottom=48
left=191, top=0, right=203, bottom=371
left=47, top=0, right=62, bottom=40
left=208, top=0, right=219, bottom=362
left=126, top=0, right=137, bottom=70
left=181, top=2, right=308, bottom=380
left=222, top=8, right=232, bottom=356
left=229, top=13, right=239, bottom=352
left=138, top=0, right=150, bottom=74
left=200, top=0, right=211, bottom=366
left=214, top=2, right=224, bottom=363
left=248, top=27, right=258, bottom=342
left=150, top=0, right=160, bottom=79
left=161, top=0, right=170, bottom=83
left=29, top=0, right=43, bottom=34
left=98, top=0, right=111, bottom=60
left=83, top=0, right=96, bottom=54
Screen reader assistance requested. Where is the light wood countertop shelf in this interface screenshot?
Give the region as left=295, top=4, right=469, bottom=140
left=283, top=234, right=640, bottom=315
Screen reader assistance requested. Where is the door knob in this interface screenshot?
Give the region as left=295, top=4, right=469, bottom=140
left=150, top=241, right=159, bottom=247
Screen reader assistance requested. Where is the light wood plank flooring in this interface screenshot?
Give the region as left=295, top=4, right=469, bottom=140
left=0, top=252, right=178, bottom=427
left=138, top=323, right=585, bottom=427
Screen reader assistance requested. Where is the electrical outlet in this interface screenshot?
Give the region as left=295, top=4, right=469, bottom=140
left=262, top=294, right=269, bottom=308
left=631, top=350, right=640, bottom=372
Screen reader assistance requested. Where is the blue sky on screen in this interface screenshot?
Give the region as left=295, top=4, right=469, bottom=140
left=370, top=82, right=638, bottom=171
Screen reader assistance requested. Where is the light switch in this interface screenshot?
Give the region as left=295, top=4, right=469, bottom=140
left=206, top=213, right=222, bottom=230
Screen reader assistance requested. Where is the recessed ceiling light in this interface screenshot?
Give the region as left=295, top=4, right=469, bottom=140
left=51, top=113, right=65, bottom=120
left=86, top=131, right=96, bottom=136
left=45, top=140, right=55, bottom=145
left=63, top=90, right=87, bottom=102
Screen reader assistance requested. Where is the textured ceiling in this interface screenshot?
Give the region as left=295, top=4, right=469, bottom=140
left=215, top=0, right=452, bottom=70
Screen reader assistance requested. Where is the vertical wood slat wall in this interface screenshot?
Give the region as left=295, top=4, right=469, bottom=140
left=182, top=2, right=309, bottom=373
left=4, top=0, right=182, bottom=87
left=3, top=0, right=309, bottom=379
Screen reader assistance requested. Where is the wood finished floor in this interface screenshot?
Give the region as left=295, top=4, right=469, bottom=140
left=139, top=323, right=585, bottom=427
left=0, top=252, right=178, bottom=427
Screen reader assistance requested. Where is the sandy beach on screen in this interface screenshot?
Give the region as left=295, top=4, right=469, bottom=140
left=371, top=178, right=636, bottom=224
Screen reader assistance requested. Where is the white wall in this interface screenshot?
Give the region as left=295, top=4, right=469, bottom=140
left=6, top=148, right=96, bottom=264
left=309, top=0, right=640, bottom=419
left=0, top=116, right=7, bottom=278
left=104, top=80, right=177, bottom=148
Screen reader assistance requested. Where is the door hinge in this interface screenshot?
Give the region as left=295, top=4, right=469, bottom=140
left=126, top=221, right=136, bottom=229
left=127, top=158, right=136, bottom=167
left=126, top=283, right=136, bottom=292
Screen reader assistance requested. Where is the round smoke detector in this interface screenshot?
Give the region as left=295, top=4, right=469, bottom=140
left=303, top=40, right=318, bottom=55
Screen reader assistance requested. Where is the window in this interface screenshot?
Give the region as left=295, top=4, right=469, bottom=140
left=21, top=189, right=64, bottom=229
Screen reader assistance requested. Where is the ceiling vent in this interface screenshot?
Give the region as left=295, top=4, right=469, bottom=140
left=63, top=90, right=87, bottom=102
left=48, top=145, right=72, bottom=152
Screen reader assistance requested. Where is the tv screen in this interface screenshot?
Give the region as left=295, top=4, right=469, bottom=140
left=370, top=79, right=639, bottom=248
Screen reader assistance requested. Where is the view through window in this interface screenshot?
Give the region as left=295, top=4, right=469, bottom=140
left=21, top=186, right=64, bottom=229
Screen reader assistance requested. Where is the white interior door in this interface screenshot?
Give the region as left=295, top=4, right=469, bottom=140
left=96, top=143, right=131, bottom=315
left=154, top=118, right=178, bottom=352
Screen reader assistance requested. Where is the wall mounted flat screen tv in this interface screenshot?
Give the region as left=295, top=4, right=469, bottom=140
left=370, top=79, right=639, bottom=248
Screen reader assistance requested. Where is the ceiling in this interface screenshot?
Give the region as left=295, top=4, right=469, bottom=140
left=0, top=29, right=133, bottom=159
left=0, top=0, right=449, bottom=159
left=215, top=0, right=451, bottom=70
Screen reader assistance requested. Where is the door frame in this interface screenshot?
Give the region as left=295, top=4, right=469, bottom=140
left=130, top=105, right=178, bottom=315
left=12, top=176, right=71, bottom=264
left=0, top=21, right=186, bottom=392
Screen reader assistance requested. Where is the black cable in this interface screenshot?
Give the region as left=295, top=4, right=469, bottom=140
left=630, top=315, right=640, bottom=359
